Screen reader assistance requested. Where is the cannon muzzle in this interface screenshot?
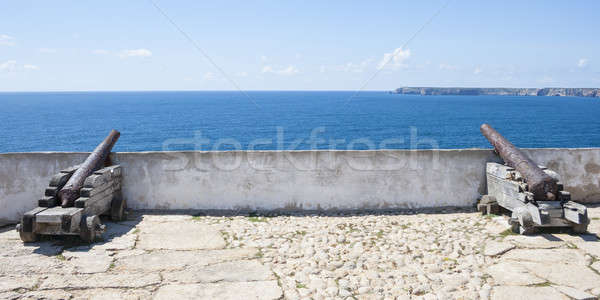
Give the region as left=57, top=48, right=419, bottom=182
left=58, top=129, right=120, bottom=207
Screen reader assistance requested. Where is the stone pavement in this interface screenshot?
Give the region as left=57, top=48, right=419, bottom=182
left=0, top=206, right=598, bottom=300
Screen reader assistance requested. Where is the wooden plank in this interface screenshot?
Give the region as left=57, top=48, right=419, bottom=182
left=22, top=207, right=48, bottom=232
left=74, top=197, right=89, bottom=209
left=75, top=182, right=120, bottom=208
left=38, top=196, right=57, bottom=207
left=49, top=172, right=73, bottom=188
left=563, top=201, right=587, bottom=224
left=44, top=187, right=59, bottom=197
left=80, top=192, right=115, bottom=216
left=35, top=208, right=83, bottom=235
left=80, top=179, right=121, bottom=198
left=63, top=208, right=83, bottom=233
left=35, top=207, right=65, bottom=224
left=94, top=165, right=122, bottom=177
left=83, top=168, right=121, bottom=189
left=36, top=207, right=80, bottom=224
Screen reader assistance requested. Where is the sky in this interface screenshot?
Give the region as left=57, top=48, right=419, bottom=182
left=1, top=0, right=599, bottom=91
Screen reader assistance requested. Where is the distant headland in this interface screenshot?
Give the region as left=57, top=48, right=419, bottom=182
left=391, top=87, right=600, bottom=97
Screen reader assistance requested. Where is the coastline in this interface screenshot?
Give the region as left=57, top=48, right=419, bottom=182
left=391, top=87, right=600, bottom=97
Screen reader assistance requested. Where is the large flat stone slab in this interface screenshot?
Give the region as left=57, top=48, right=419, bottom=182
left=93, top=234, right=137, bottom=251
left=66, top=253, right=114, bottom=274
left=486, top=262, right=545, bottom=286
left=505, top=235, right=565, bottom=249
left=70, top=288, right=153, bottom=300
left=0, top=240, right=63, bottom=257
left=0, top=275, right=39, bottom=292
left=521, top=262, right=600, bottom=291
left=550, top=234, right=598, bottom=244
left=39, top=273, right=161, bottom=289
left=484, top=241, right=515, bottom=256
left=553, top=285, right=597, bottom=300
left=491, top=286, right=568, bottom=300
left=500, top=248, right=587, bottom=265
left=19, top=290, right=73, bottom=300
left=573, top=240, right=600, bottom=258
left=115, top=248, right=258, bottom=272
left=0, top=255, right=72, bottom=275
left=137, top=222, right=226, bottom=250
left=154, top=281, right=283, bottom=300
left=162, top=260, right=274, bottom=283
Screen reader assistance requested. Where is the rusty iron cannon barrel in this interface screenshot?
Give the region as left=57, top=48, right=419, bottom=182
left=58, top=129, right=120, bottom=207
left=480, top=124, right=557, bottom=201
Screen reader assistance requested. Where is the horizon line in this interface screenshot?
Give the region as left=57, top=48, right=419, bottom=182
left=0, top=85, right=600, bottom=94
left=0, top=89, right=389, bottom=93
left=1, top=86, right=598, bottom=93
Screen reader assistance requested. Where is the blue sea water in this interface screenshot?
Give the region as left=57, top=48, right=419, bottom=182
left=0, top=91, right=599, bottom=153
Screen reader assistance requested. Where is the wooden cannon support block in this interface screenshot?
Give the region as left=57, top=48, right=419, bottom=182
left=38, top=165, right=80, bottom=208
left=17, top=164, right=125, bottom=243
left=480, top=162, right=589, bottom=235
left=479, top=124, right=589, bottom=234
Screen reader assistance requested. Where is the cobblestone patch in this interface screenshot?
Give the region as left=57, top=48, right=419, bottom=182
left=0, top=206, right=598, bottom=299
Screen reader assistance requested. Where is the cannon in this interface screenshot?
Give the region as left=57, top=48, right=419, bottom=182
left=479, top=124, right=589, bottom=234
left=16, top=130, right=126, bottom=243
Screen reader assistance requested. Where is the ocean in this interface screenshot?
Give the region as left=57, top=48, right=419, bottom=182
left=1, top=91, right=599, bottom=153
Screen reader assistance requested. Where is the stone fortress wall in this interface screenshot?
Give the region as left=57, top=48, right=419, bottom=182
left=1, top=148, right=599, bottom=224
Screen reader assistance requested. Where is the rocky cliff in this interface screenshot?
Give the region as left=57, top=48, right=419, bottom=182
left=392, top=87, right=600, bottom=97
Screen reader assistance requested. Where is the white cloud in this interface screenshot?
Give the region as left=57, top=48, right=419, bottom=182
left=473, top=66, right=483, bottom=75
left=119, top=49, right=152, bottom=58
left=262, top=65, right=299, bottom=75
left=439, top=63, right=459, bottom=71
left=1, top=61, right=40, bottom=72
left=235, top=71, right=248, bottom=77
left=0, top=60, right=17, bottom=72
left=281, top=65, right=299, bottom=75
left=578, top=58, right=589, bottom=68
left=203, top=72, right=216, bottom=80
left=340, top=58, right=373, bottom=73
left=38, top=48, right=57, bottom=53
left=0, top=34, right=15, bottom=47
left=260, top=55, right=268, bottom=62
left=377, top=47, right=411, bottom=70
left=92, top=49, right=109, bottom=55
left=319, top=58, right=373, bottom=74
left=23, top=64, right=39, bottom=70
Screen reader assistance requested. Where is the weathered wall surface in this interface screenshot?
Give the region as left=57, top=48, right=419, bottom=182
left=1, top=149, right=599, bottom=224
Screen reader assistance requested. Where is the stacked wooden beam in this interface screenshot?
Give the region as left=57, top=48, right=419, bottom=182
left=20, top=164, right=124, bottom=242
left=18, top=130, right=123, bottom=243
left=74, top=165, right=122, bottom=217
left=38, top=165, right=80, bottom=208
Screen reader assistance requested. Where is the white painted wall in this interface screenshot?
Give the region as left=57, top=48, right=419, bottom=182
left=1, top=149, right=599, bottom=224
